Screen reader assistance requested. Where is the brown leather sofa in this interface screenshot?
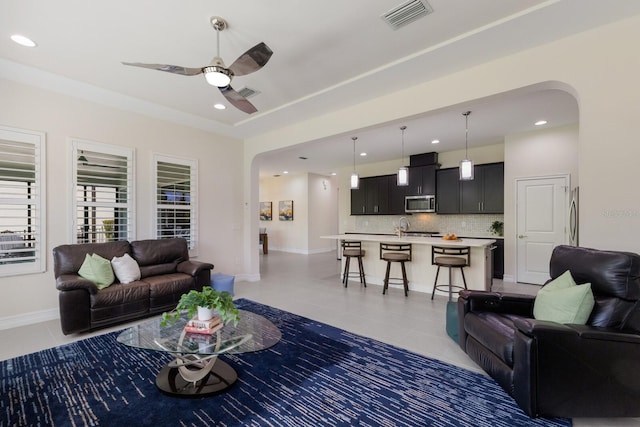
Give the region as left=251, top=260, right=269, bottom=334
left=53, top=238, right=213, bottom=335
left=458, top=245, right=640, bottom=418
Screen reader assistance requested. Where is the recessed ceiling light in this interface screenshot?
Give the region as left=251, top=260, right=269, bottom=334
left=534, top=120, right=548, bottom=126
left=431, top=139, right=440, bottom=144
left=331, top=172, right=337, bottom=176
left=283, top=171, right=289, bottom=174
left=360, top=152, right=367, bottom=157
left=213, top=103, right=226, bottom=110
left=10, top=34, right=37, bottom=47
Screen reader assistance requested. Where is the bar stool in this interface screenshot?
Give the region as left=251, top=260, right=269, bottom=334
left=379, top=243, right=412, bottom=296
left=431, top=246, right=470, bottom=301
left=341, top=240, right=366, bottom=288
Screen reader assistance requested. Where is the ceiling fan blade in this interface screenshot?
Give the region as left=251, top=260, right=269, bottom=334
left=219, top=86, right=258, bottom=114
left=228, top=42, right=273, bottom=77
left=121, top=62, right=203, bottom=76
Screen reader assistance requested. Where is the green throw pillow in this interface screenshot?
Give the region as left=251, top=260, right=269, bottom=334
left=533, top=270, right=595, bottom=324
left=78, top=253, right=115, bottom=289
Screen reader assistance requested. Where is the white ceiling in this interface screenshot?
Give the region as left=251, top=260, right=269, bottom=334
left=3, top=1, right=640, bottom=177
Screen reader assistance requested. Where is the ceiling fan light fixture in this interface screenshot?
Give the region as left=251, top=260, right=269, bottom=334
left=204, top=66, right=231, bottom=87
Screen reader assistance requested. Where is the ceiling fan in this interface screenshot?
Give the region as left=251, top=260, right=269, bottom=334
left=122, top=16, right=273, bottom=114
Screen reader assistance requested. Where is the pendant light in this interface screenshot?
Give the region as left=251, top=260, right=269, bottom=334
left=459, top=111, right=474, bottom=181
left=397, top=126, right=409, bottom=186
left=350, top=136, right=359, bottom=189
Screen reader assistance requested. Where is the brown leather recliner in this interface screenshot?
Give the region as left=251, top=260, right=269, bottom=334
left=458, top=245, right=640, bottom=418
left=53, top=238, right=214, bottom=335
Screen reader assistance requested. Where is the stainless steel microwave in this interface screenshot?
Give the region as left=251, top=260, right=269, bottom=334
left=405, top=195, right=436, bottom=213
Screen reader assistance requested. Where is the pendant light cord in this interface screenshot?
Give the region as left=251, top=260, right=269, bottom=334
left=463, top=111, right=471, bottom=158
left=352, top=136, right=357, bottom=173
left=400, top=126, right=406, bottom=165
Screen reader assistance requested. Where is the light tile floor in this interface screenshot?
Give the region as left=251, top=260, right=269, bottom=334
left=1, top=250, right=638, bottom=426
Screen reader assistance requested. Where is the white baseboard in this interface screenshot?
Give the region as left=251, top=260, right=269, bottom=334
left=267, top=247, right=335, bottom=255
left=308, top=248, right=335, bottom=255
left=0, top=308, right=59, bottom=330
left=235, top=273, right=260, bottom=282
left=502, top=274, right=515, bottom=283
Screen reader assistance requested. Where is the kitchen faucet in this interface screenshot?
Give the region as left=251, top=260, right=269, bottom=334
left=396, top=217, right=410, bottom=236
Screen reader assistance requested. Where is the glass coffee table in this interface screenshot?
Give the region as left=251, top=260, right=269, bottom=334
left=117, top=309, right=281, bottom=397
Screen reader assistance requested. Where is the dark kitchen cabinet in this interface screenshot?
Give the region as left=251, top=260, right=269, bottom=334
left=350, top=184, right=367, bottom=215
left=406, top=165, right=438, bottom=196
left=460, top=162, right=504, bottom=214
left=388, top=173, right=409, bottom=215
left=435, top=168, right=460, bottom=214
left=365, top=175, right=389, bottom=214
left=350, top=175, right=391, bottom=215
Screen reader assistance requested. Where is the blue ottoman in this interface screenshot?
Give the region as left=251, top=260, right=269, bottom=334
left=211, top=273, right=235, bottom=296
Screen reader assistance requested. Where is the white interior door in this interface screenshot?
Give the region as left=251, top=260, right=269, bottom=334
left=516, top=176, right=568, bottom=284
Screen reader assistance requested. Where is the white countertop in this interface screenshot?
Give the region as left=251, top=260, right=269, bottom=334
left=321, top=234, right=495, bottom=248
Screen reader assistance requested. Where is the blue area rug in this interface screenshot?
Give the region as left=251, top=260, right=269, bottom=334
left=0, top=299, right=571, bottom=426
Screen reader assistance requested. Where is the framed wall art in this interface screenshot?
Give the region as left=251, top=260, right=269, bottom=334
left=259, top=201, right=272, bottom=221
left=278, top=200, right=294, bottom=221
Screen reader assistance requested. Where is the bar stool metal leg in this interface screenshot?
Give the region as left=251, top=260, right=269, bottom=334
left=431, top=266, right=441, bottom=300
left=383, top=262, right=391, bottom=294
left=357, top=256, right=367, bottom=287
left=342, top=256, right=351, bottom=287
left=401, top=261, right=409, bottom=296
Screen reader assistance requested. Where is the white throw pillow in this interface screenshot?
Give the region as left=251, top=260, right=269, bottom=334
left=111, top=253, right=141, bottom=284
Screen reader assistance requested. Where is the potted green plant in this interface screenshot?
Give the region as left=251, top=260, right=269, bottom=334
left=489, top=220, right=504, bottom=236
left=161, top=286, right=239, bottom=327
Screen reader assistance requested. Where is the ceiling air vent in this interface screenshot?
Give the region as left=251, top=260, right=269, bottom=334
left=381, top=0, right=433, bottom=30
left=237, top=87, right=260, bottom=99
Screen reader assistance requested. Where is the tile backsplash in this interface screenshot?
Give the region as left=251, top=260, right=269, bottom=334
left=352, top=213, right=504, bottom=238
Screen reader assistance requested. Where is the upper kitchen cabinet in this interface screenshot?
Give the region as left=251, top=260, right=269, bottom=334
left=436, top=162, right=504, bottom=214
left=406, top=165, right=438, bottom=196
left=350, top=175, right=391, bottom=215
left=435, top=167, right=460, bottom=214
left=460, top=162, right=504, bottom=214
left=388, top=173, right=409, bottom=215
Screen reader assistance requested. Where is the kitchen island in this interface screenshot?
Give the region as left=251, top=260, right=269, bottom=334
left=321, top=234, right=496, bottom=296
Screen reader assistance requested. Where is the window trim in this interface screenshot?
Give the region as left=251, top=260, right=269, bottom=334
left=152, top=153, right=198, bottom=256
left=0, top=125, right=46, bottom=277
left=70, top=138, right=135, bottom=243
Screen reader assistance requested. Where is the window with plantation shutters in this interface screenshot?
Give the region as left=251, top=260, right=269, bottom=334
left=153, top=155, right=197, bottom=253
left=0, top=126, right=46, bottom=277
left=72, top=140, right=135, bottom=244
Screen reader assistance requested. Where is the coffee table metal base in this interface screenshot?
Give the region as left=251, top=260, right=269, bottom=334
left=156, top=359, right=237, bottom=396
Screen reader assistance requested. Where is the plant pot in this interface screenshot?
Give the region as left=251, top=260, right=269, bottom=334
left=197, top=306, right=215, bottom=321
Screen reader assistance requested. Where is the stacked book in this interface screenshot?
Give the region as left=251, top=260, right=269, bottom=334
left=184, top=315, right=223, bottom=335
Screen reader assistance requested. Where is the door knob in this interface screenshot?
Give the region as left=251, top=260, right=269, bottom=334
left=518, top=235, right=527, bottom=239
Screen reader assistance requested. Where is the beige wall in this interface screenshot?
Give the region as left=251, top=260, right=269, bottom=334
left=307, top=173, right=339, bottom=253
left=259, top=174, right=309, bottom=252
left=0, top=79, right=244, bottom=324
left=259, top=173, right=337, bottom=254
left=503, top=124, right=579, bottom=280
left=244, top=15, right=640, bottom=279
